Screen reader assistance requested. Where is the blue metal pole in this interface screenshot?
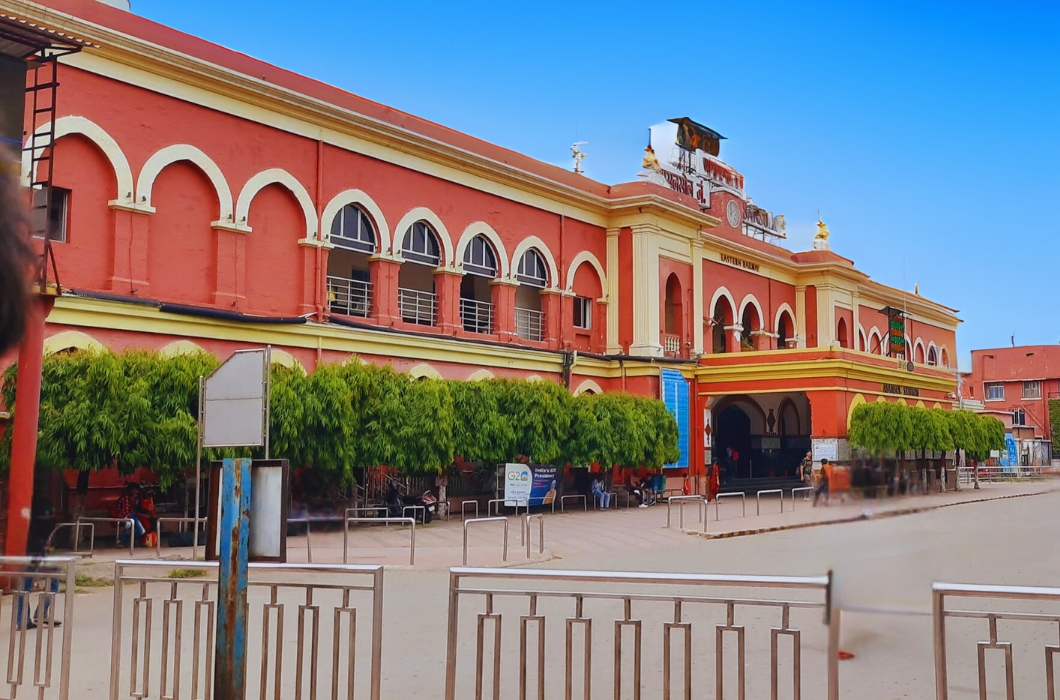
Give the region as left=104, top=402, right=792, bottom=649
left=215, top=457, right=251, bottom=700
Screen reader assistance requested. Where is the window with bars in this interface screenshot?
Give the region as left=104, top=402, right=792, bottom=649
left=330, top=204, right=376, bottom=252
left=401, top=221, right=441, bottom=266
left=573, top=296, right=592, bottom=330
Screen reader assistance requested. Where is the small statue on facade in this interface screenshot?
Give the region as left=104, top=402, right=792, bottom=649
left=813, top=218, right=831, bottom=251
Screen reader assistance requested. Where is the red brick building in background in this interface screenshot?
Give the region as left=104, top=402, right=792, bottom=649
left=963, top=345, right=1058, bottom=464
left=0, top=0, right=961, bottom=507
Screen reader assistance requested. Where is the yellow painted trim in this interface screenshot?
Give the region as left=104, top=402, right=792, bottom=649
left=696, top=357, right=956, bottom=393
left=158, top=339, right=210, bottom=358
left=916, top=400, right=926, bottom=408
left=525, top=375, right=543, bottom=382
left=270, top=349, right=306, bottom=373
left=44, top=330, right=105, bottom=355
left=933, top=402, right=943, bottom=409
left=467, top=369, right=495, bottom=381
left=847, top=393, right=867, bottom=426
left=573, top=379, right=603, bottom=396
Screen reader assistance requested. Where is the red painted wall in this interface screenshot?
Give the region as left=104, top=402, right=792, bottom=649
left=805, top=286, right=818, bottom=347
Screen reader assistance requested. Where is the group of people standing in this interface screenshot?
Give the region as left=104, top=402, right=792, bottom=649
left=800, top=451, right=835, bottom=506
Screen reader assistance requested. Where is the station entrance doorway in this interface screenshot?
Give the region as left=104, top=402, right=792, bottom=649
left=711, top=393, right=811, bottom=481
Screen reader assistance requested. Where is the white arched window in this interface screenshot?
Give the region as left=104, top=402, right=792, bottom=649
left=927, top=346, right=938, bottom=366
left=327, top=205, right=376, bottom=317
left=515, top=249, right=549, bottom=341
left=460, top=235, right=498, bottom=334
left=330, top=204, right=376, bottom=253
left=398, top=221, right=443, bottom=325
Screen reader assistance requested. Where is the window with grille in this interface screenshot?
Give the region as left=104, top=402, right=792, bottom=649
left=32, top=187, right=69, bottom=243
left=573, top=296, right=592, bottom=330
left=330, top=204, right=376, bottom=252
left=1023, top=381, right=1041, bottom=399
left=463, top=236, right=498, bottom=277
left=985, top=383, right=1004, bottom=401
left=401, top=221, right=441, bottom=266
left=517, top=249, right=548, bottom=287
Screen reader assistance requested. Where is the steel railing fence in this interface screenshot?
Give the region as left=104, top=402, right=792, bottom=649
left=108, top=560, right=384, bottom=700
left=460, top=298, right=493, bottom=334
left=327, top=276, right=372, bottom=317
left=398, top=287, right=436, bottom=325
left=444, top=567, right=838, bottom=700
left=514, top=307, right=544, bottom=341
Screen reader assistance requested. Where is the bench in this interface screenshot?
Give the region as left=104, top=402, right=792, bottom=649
left=662, top=476, right=685, bottom=498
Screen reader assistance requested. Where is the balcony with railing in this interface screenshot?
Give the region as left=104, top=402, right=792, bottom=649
left=398, top=287, right=436, bottom=325
left=515, top=307, right=545, bottom=342
left=662, top=333, right=683, bottom=358
left=326, top=276, right=372, bottom=318
left=460, top=298, right=493, bottom=334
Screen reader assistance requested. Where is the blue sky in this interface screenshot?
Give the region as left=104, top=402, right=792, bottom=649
left=134, top=0, right=1060, bottom=369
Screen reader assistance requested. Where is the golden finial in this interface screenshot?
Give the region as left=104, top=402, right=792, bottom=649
left=641, top=144, right=661, bottom=171
left=813, top=214, right=831, bottom=251
left=914, top=282, right=920, bottom=296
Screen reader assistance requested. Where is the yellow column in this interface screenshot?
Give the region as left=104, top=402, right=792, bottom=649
left=606, top=227, right=621, bottom=354
left=795, top=285, right=807, bottom=349
left=629, top=224, right=661, bottom=356
left=691, top=239, right=705, bottom=355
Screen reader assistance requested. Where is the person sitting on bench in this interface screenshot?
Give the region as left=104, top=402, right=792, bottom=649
left=626, top=473, right=648, bottom=508
left=111, top=483, right=146, bottom=545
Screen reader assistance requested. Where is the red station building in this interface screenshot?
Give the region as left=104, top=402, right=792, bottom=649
left=0, top=0, right=962, bottom=543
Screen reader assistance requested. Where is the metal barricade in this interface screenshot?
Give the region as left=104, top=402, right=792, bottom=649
left=487, top=498, right=506, bottom=518
left=560, top=494, right=586, bottom=512
left=791, top=486, right=814, bottom=509
left=443, top=567, right=839, bottom=700
left=666, top=495, right=704, bottom=528
left=45, top=521, right=94, bottom=554
left=523, top=514, right=545, bottom=558
left=0, top=556, right=76, bottom=700
left=460, top=501, right=480, bottom=521
left=713, top=491, right=747, bottom=521
left=462, top=517, right=509, bottom=566
left=154, top=517, right=205, bottom=557
left=756, top=488, right=784, bottom=515
left=343, top=517, right=416, bottom=565
left=109, top=560, right=384, bottom=700
left=77, top=516, right=137, bottom=555
left=402, top=504, right=426, bottom=523
left=932, top=581, right=1060, bottom=699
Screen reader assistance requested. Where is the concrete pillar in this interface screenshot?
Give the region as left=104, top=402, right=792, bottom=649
left=108, top=205, right=151, bottom=295
left=213, top=228, right=247, bottom=309
left=490, top=279, right=518, bottom=340
left=605, top=228, right=621, bottom=354
left=435, top=269, right=463, bottom=333
left=369, top=256, right=401, bottom=326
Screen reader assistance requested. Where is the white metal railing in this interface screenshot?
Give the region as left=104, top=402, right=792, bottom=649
left=515, top=307, right=545, bottom=341
left=444, top=567, right=838, bottom=700
left=398, top=287, right=436, bottom=325
left=327, top=275, right=372, bottom=317
left=662, top=333, right=682, bottom=356
left=958, top=465, right=1043, bottom=483
left=460, top=298, right=493, bottom=334
left=109, top=560, right=384, bottom=700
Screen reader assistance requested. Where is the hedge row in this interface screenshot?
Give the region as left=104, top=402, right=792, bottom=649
left=1, top=350, right=680, bottom=487
left=848, top=402, right=1005, bottom=456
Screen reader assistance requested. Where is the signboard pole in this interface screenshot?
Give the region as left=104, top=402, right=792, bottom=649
left=215, top=457, right=251, bottom=700
left=193, top=375, right=204, bottom=558
left=263, top=347, right=271, bottom=460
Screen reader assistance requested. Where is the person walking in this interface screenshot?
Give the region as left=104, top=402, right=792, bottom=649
left=707, top=462, right=721, bottom=503
left=590, top=477, right=610, bottom=509
left=800, top=451, right=814, bottom=500
left=813, top=458, right=832, bottom=507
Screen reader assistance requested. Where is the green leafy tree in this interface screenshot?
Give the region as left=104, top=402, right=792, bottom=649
left=447, top=379, right=515, bottom=465
left=849, top=402, right=915, bottom=453
left=495, top=379, right=572, bottom=465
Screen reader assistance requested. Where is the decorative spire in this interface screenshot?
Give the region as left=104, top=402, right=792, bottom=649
left=813, top=216, right=831, bottom=251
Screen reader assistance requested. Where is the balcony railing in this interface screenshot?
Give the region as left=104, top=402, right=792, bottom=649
left=327, top=275, right=371, bottom=318
left=515, top=307, right=545, bottom=342
left=398, top=287, right=436, bottom=325
left=662, top=333, right=682, bottom=358
left=460, top=298, right=493, bottom=334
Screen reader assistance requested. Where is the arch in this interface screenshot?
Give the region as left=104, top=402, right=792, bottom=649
left=393, top=207, right=454, bottom=266
left=408, top=363, right=443, bottom=380
left=525, top=374, right=544, bottom=383
left=235, top=168, right=318, bottom=239
left=940, top=346, right=950, bottom=368
left=510, top=236, right=560, bottom=289
left=467, top=369, right=495, bottom=382
left=43, top=330, right=104, bottom=355
left=933, top=402, right=944, bottom=409
left=565, top=251, right=606, bottom=294
left=664, top=273, right=683, bottom=336
left=573, top=379, right=603, bottom=396
left=455, top=222, right=510, bottom=278
left=708, top=286, right=737, bottom=322
left=835, top=317, right=849, bottom=348
left=137, top=145, right=233, bottom=221
left=847, top=393, right=867, bottom=427
left=712, top=394, right=768, bottom=434
left=856, top=325, right=867, bottom=352
left=913, top=338, right=926, bottom=364
left=270, top=349, right=306, bottom=374
left=158, top=340, right=210, bottom=358
left=927, top=342, right=939, bottom=367
left=23, top=116, right=135, bottom=203
left=772, top=303, right=796, bottom=337
left=738, top=294, right=765, bottom=330
left=321, top=189, right=392, bottom=256
left=868, top=327, right=885, bottom=355
left=897, top=398, right=908, bottom=406
left=778, top=397, right=803, bottom=436
left=916, top=400, right=926, bottom=408
left=875, top=396, right=888, bottom=403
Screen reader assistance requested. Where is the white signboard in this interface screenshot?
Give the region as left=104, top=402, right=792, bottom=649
left=203, top=348, right=270, bottom=448
left=813, top=438, right=839, bottom=462
left=504, top=463, right=532, bottom=507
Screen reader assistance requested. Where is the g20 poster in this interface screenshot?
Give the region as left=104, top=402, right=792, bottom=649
left=504, top=464, right=559, bottom=507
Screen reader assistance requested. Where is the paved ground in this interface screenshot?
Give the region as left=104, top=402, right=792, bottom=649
left=21, top=480, right=1060, bottom=698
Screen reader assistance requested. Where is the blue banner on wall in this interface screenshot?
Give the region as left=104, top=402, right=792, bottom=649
left=660, top=369, right=690, bottom=468
left=530, top=465, right=559, bottom=506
